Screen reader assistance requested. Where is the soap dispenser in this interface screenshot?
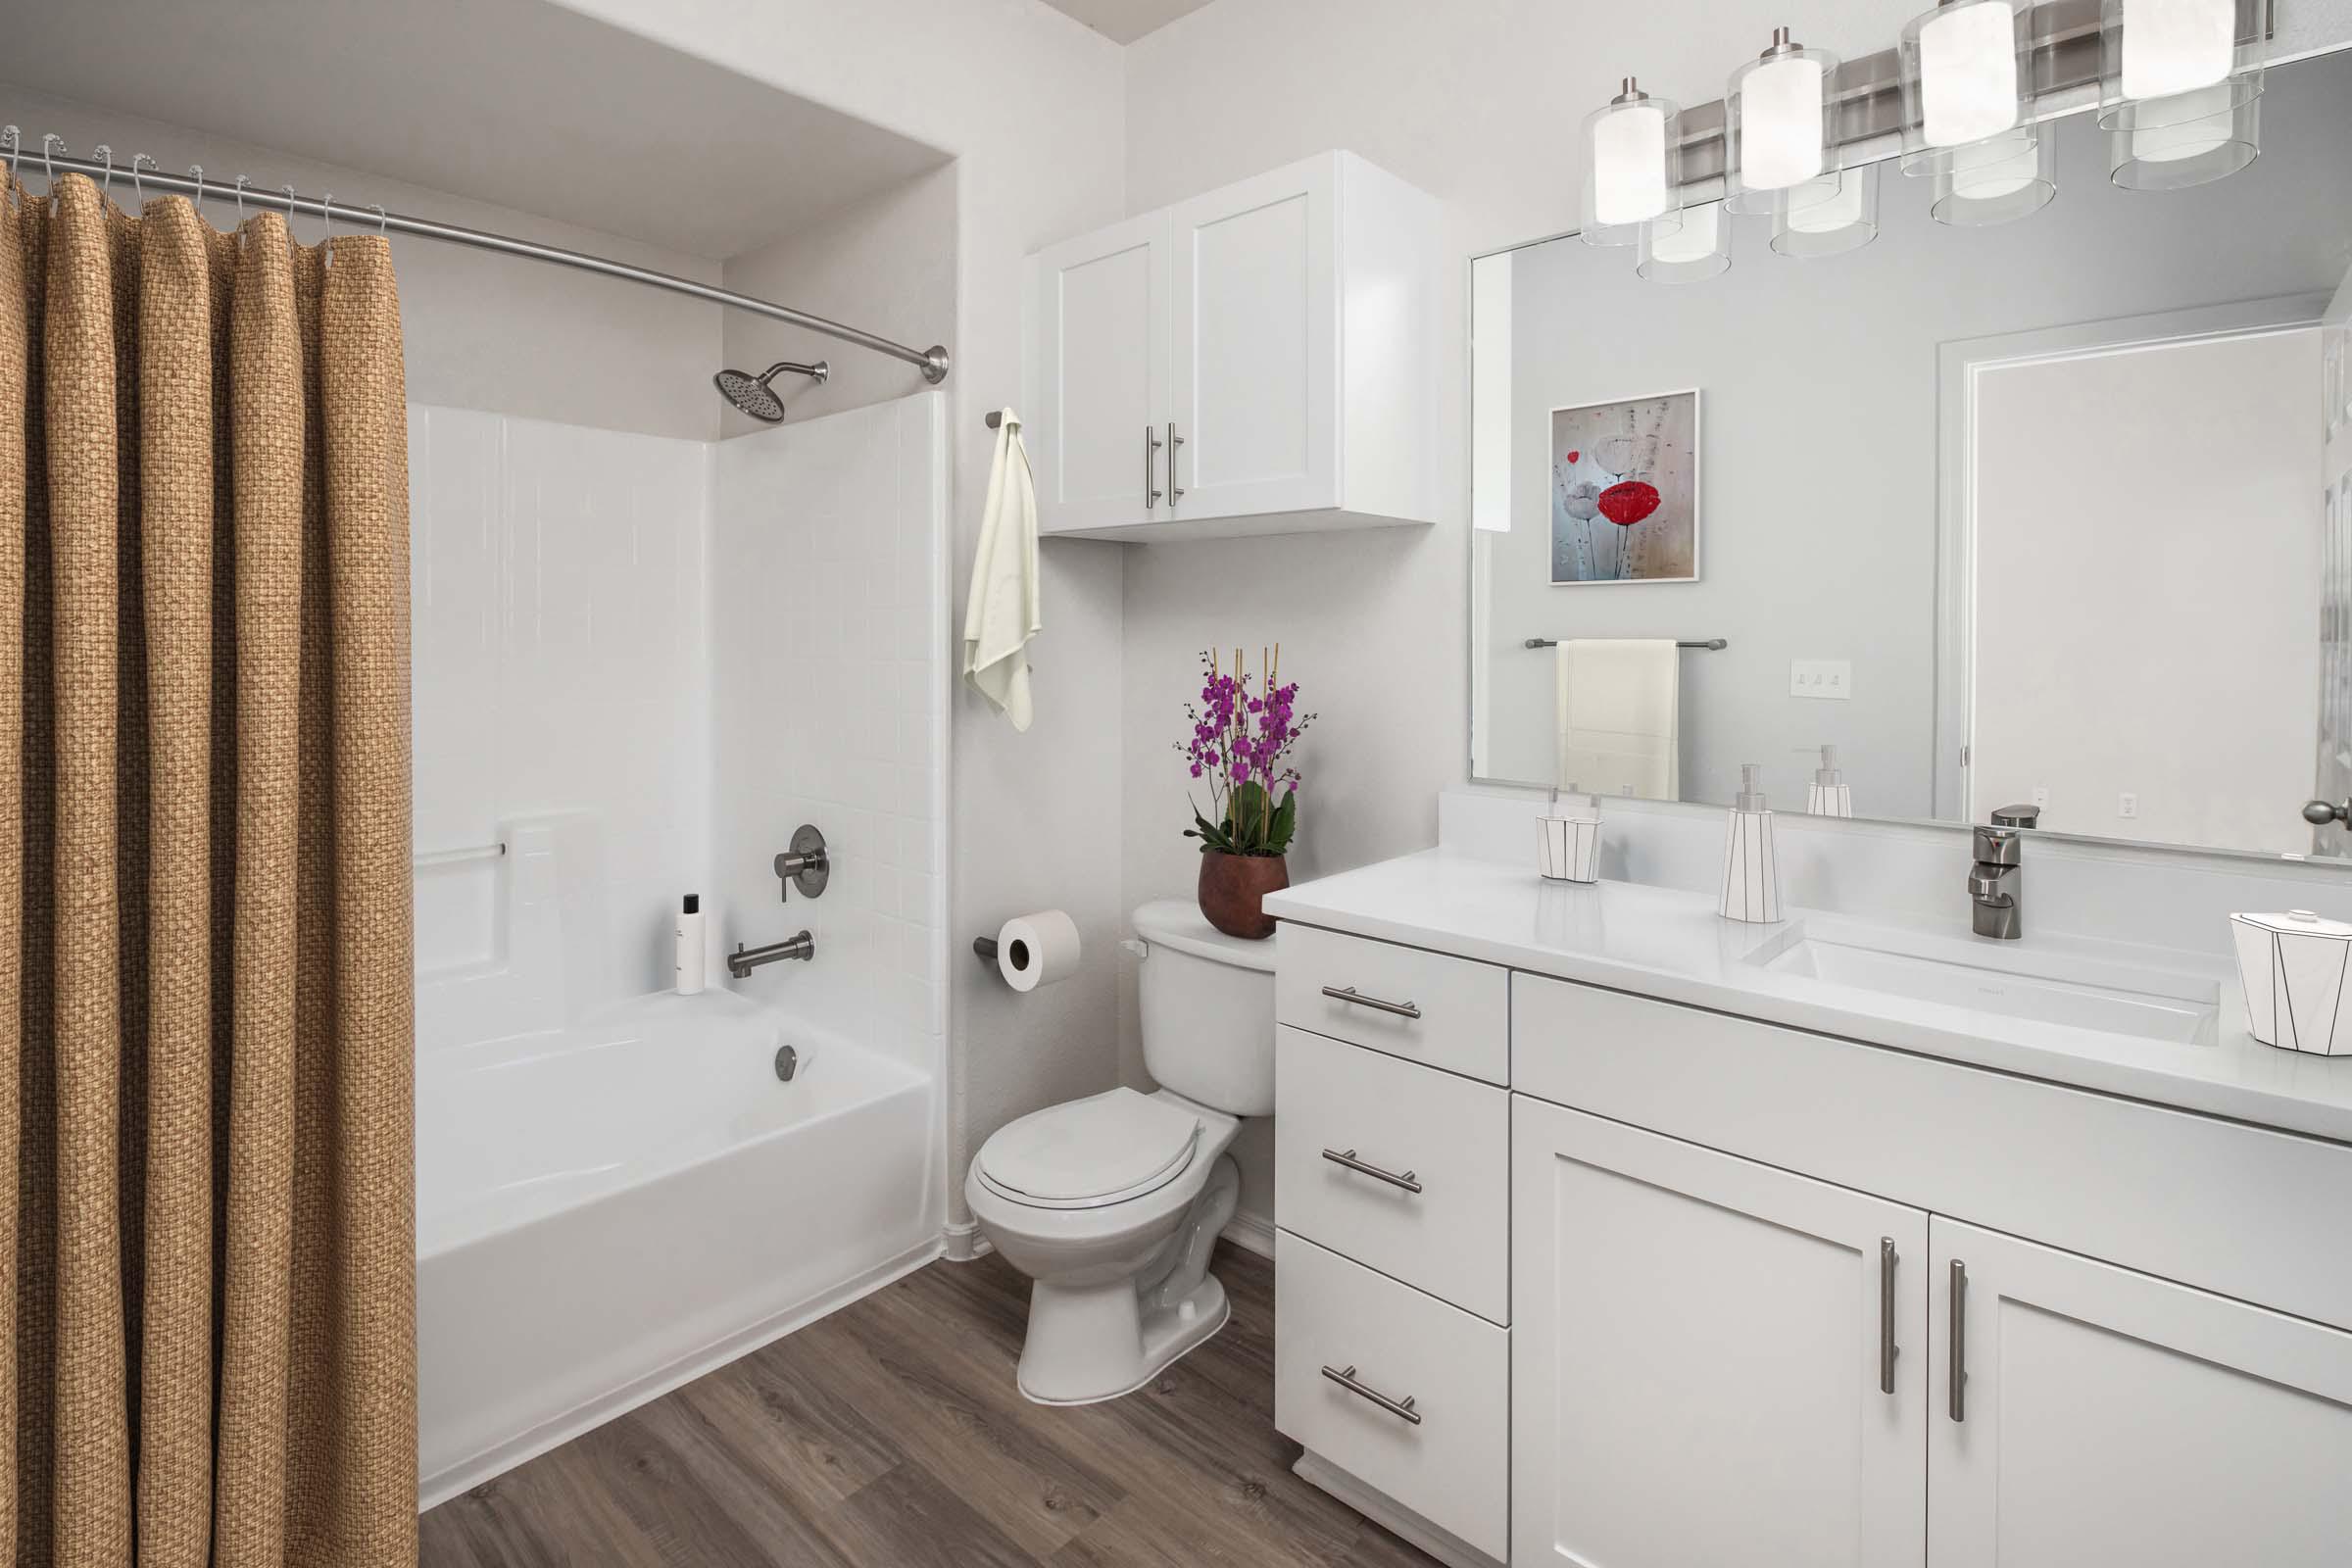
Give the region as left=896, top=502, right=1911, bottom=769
left=1805, top=745, right=1853, bottom=818
left=1719, top=764, right=1782, bottom=923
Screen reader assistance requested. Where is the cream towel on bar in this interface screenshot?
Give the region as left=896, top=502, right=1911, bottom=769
left=962, top=408, right=1041, bottom=730
left=1556, top=639, right=1681, bottom=800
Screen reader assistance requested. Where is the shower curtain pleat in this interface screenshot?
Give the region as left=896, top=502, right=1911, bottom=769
left=2, top=172, right=416, bottom=1568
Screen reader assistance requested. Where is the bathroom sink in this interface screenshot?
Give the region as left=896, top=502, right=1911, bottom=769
left=1748, top=924, right=2222, bottom=1046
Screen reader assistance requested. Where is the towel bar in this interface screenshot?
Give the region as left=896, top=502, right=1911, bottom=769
left=1524, top=637, right=1726, bottom=651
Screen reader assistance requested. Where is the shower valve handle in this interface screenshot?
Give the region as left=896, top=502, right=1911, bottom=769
left=774, top=824, right=830, bottom=902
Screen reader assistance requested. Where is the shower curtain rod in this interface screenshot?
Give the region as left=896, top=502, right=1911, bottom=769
left=9, top=139, right=951, bottom=384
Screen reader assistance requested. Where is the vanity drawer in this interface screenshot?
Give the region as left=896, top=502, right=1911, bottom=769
left=1277, top=924, right=1509, bottom=1085
left=1275, top=1230, right=1509, bottom=1563
left=1276, top=1026, right=1508, bottom=1322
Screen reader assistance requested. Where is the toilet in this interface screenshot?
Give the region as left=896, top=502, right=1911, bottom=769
left=965, top=898, right=1275, bottom=1404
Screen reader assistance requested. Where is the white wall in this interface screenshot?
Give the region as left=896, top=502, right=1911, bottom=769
left=1974, top=329, right=2323, bottom=856
left=410, top=406, right=713, bottom=1019
left=554, top=0, right=1133, bottom=1232
left=710, top=394, right=949, bottom=1080
left=721, top=166, right=958, bottom=435
left=0, top=82, right=726, bottom=441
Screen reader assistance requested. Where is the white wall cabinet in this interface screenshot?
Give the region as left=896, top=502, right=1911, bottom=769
left=1929, top=1218, right=2352, bottom=1568
left=1025, top=151, right=1437, bottom=542
left=1511, top=1097, right=1929, bottom=1568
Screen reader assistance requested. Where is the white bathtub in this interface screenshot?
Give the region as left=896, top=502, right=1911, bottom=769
left=416, top=988, right=939, bottom=1505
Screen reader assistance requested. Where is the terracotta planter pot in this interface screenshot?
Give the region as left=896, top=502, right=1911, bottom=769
left=1198, top=850, right=1289, bottom=940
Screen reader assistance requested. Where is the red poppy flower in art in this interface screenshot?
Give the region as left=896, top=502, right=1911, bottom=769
left=1597, top=480, right=1661, bottom=527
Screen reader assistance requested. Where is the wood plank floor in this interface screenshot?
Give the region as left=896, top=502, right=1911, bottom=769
left=420, top=1242, right=1443, bottom=1567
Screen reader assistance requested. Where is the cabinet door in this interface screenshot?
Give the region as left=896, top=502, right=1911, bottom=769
left=1029, top=212, right=1169, bottom=534
left=1167, top=157, right=1338, bottom=520
left=1513, top=1097, right=1930, bottom=1568
left=1929, top=1218, right=2352, bottom=1568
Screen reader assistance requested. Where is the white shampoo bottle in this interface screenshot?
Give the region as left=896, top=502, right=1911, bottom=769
left=674, top=894, right=706, bottom=994
left=1719, top=764, right=1782, bottom=923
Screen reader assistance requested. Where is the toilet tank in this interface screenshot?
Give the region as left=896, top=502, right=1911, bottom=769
left=1133, top=899, right=1277, bottom=1117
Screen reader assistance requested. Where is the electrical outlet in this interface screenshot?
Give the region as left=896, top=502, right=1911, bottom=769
left=1789, top=660, right=1852, bottom=701
left=2118, top=792, right=2139, bottom=819
left=2032, top=786, right=2050, bottom=808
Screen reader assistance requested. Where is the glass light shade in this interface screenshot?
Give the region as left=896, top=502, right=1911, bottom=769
left=2107, top=82, right=2260, bottom=188
left=2099, top=0, right=2266, bottom=127
left=1931, top=123, right=2057, bottom=222
left=1581, top=82, right=1684, bottom=247
left=1768, top=164, right=1880, bottom=258
left=1899, top=0, right=2033, bottom=175
left=1637, top=201, right=1732, bottom=282
left=1727, top=31, right=1842, bottom=216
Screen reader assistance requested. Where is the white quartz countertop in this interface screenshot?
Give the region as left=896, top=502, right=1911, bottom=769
left=1264, top=850, right=2352, bottom=1147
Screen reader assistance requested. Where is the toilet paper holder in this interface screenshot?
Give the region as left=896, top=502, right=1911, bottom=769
left=972, top=934, right=1000, bottom=964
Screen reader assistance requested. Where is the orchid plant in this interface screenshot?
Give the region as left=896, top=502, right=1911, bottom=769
left=1180, top=646, right=1311, bottom=858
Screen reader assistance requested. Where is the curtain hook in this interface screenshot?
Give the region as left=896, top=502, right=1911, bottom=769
left=40, top=134, right=64, bottom=190
left=131, top=153, right=155, bottom=209
left=371, top=203, right=387, bottom=239
left=233, top=175, right=250, bottom=226
left=320, top=192, right=334, bottom=270
left=188, top=164, right=206, bottom=221
left=94, top=145, right=113, bottom=199
left=2, top=126, right=17, bottom=209
left=280, top=185, right=298, bottom=258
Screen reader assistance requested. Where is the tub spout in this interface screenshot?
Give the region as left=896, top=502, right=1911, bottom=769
left=729, top=931, right=814, bottom=978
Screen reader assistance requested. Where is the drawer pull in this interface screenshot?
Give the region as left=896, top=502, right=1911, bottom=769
left=1322, top=1147, right=1423, bottom=1194
left=1321, top=1363, right=1422, bottom=1425
left=1321, top=985, right=1422, bottom=1020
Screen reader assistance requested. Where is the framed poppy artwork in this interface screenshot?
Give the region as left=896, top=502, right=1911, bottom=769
left=1549, top=390, right=1699, bottom=584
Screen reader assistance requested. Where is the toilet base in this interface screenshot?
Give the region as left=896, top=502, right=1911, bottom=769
left=1015, top=1272, right=1231, bottom=1406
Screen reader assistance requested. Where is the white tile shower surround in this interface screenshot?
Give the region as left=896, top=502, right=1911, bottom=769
left=711, top=394, right=950, bottom=1082
left=409, top=406, right=713, bottom=1006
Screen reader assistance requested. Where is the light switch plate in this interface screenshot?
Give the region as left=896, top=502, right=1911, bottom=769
left=1790, top=660, right=1852, bottom=701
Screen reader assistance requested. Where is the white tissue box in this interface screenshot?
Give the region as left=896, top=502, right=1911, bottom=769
left=2230, top=909, right=2352, bottom=1054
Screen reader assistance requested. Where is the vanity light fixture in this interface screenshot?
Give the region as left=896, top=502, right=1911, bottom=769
left=1582, top=77, right=1684, bottom=247
left=1899, top=0, right=2035, bottom=176
left=2100, top=0, right=2267, bottom=189
left=1768, top=164, right=1881, bottom=257
left=1932, top=122, right=2058, bottom=222
left=1637, top=199, right=1732, bottom=282
left=1727, top=26, right=1842, bottom=216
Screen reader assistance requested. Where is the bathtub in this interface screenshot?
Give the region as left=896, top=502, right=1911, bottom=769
left=416, top=988, right=939, bottom=1505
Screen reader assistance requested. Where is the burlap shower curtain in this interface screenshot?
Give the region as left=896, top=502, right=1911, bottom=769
left=2, top=174, right=416, bottom=1565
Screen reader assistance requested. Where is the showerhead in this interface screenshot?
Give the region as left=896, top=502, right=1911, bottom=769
left=713, top=359, right=829, bottom=422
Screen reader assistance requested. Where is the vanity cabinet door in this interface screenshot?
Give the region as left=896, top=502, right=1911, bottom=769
left=1028, top=211, right=1171, bottom=535
left=1166, top=156, right=1339, bottom=521
left=1513, top=1097, right=1930, bottom=1568
left=1928, top=1218, right=2352, bottom=1568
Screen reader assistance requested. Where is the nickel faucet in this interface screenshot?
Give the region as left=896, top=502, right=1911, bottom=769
left=729, top=930, right=815, bottom=978
left=1968, top=825, right=2023, bottom=940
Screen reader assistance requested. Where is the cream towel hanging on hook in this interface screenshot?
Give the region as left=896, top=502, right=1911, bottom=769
left=962, top=408, right=1041, bottom=730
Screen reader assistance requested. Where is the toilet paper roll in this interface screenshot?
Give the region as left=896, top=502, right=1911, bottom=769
left=997, top=909, right=1082, bottom=992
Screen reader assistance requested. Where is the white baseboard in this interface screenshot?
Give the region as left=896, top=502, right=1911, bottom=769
left=1220, top=1206, right=1276, bottom=1259
left=417, top=1236, right=941, bottom=1511
left=941, top=1217, right=994, bottom=1262
left=1295, top=1449, right=1505, bottom=1568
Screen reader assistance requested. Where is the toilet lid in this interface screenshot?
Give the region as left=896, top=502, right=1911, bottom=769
left=978, top=1088, right=1201, bottom=1208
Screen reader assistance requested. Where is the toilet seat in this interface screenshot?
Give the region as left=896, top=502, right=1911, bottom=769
left=976, top=1088, right=1202, bottom=1210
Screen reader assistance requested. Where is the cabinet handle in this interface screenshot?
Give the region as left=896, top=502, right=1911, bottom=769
left=1948, top=1259, right=1968, bottom=1423
left=1168, top=421, right=1185, bottom=503
left=1321, top=1363, right=1422, bottom=1426
left=1322, top=1147, right=1422, bottom=1194
left=1879, top=1237, right=1897, bottom=1396
left=1144, top=425, right=1164, bottom=510
left=1321, top=985, right=1421, bottom=1020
